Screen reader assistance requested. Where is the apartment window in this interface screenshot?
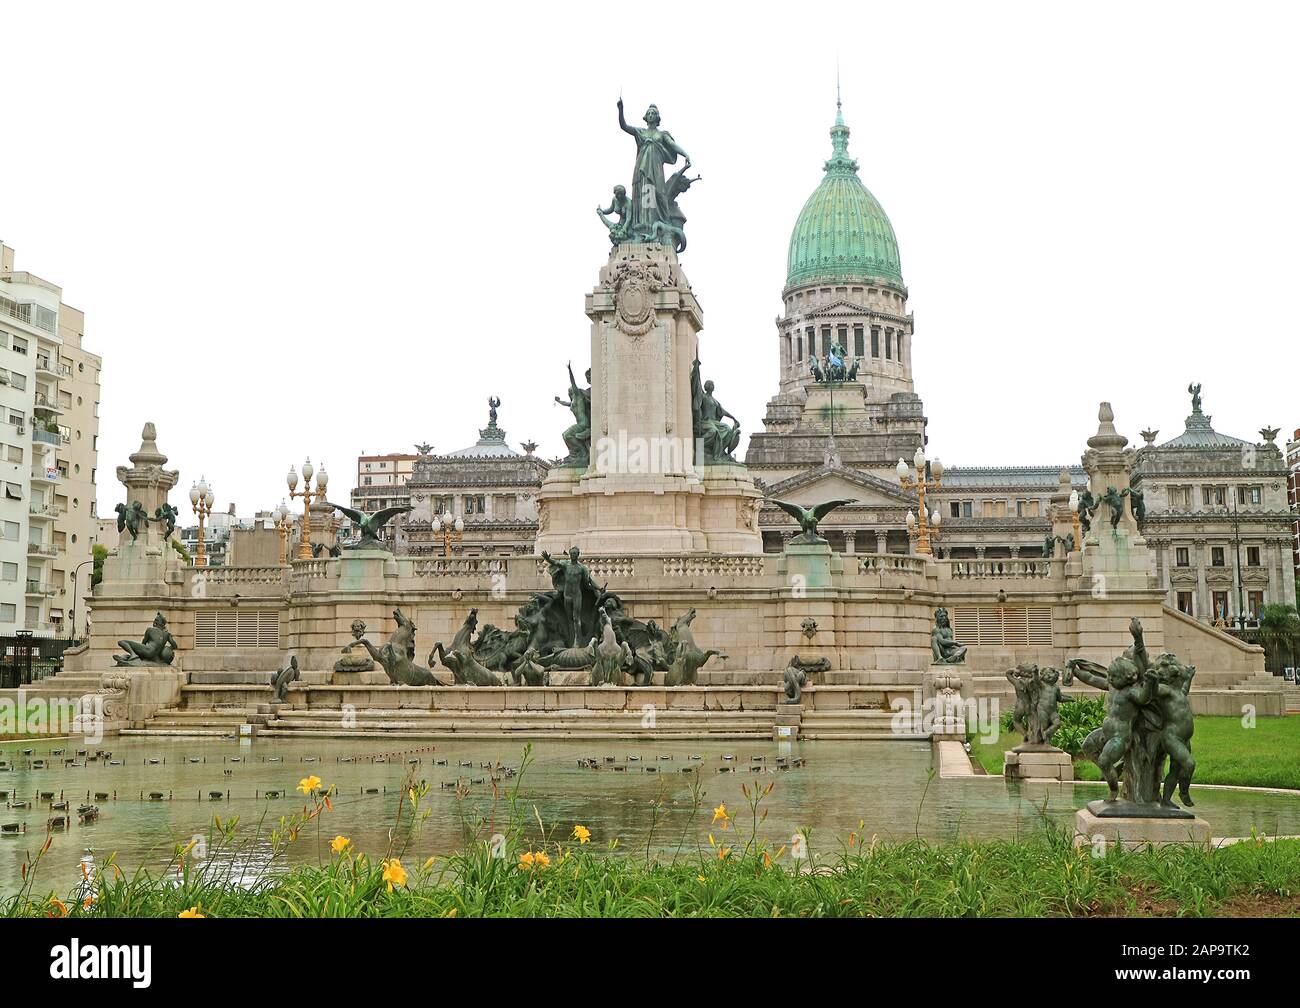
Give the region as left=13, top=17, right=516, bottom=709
left=1248, top=591, right=1264, bottom=618
left=11, top=336, right=26, bottom=355
left=950, top=502, right=961, bottom=519
left=1, top=521, right=18, bottom=540
left=1202, top=486, right=1225, bottom=506
left=8, top=372, right=23, bottom=391
left=8, top=411, right=23, bottom=428
left=853, top=325, right=864, bottom=357
left=6, top=445, right=21, bottom=463
left=0, top=562, right=16, bottom=582
left=1175, top=547, right=1190, bottom=567
left=4, top=483, right=21, bottom=501
left=363, top=476, right=372, bottom=486
left=1211, top=546, right=1225, bottom=567
left=1247, top=545, right=1261, bottom=566
left=1238, top=485, right=1262, bottom=506
left=1176, top=591, right=1193, bottom=616
left=0, top=604, right=14, bottom=622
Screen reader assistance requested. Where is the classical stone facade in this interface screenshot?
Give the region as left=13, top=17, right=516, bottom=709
left=1132, top=391, right=1295, bottom=623
left=400, top=405, right=549, bottom=557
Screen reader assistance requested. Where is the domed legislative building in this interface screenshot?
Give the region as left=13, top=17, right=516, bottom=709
left=745, top=104, right=1294, bottom=625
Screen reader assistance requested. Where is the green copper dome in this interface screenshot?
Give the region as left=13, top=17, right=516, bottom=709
left=786, top=108, right=903, bottom=289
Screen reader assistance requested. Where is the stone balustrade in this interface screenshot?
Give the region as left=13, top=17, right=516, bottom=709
left=414, top=557, right=509, bottom=578
left=198, top=566, right=288, bottom=586
left=944, top=559, right=1054, bottom=580
left=857, top=553, right=927, bottom=575
left=662, top=555, right=767, bottom=577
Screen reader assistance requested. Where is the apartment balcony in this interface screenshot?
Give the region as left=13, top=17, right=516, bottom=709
left=31, top=427, right=60, bottom=447
left=33, top=393, right=63, bottom=417
left=29, top=465, right=60, bottom=485
left=28, top=502, right=60, bottom=520
left=34, top=356, right=58, bottom=379
left=26, top=542, right=56, bottom=558
left=24, top=581, right=55, bottom=598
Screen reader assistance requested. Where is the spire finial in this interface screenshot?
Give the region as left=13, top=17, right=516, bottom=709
left=835, top=61, right=843, bottom=125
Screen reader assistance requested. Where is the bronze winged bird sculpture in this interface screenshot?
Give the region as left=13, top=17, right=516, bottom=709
left=767, top=497, right=858, bottom=545
left=325, top=502, right=414, bottom=552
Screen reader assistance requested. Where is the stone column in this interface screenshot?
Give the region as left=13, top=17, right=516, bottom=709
left=844, top=529, right=857, bottom=554
left=875, top=531, right=888, bottom=555
left=975, top=545, right=986, bottom=559
left=1194, top=537, right=1208, bottom=619
left=1009, top=545, right=1021, bottom=559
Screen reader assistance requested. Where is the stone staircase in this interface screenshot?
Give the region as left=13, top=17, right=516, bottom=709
left=126, top=667, right=931, bottom=741
left=798, top=708, right=921, bottom=741
left=258, top=706, right=777, bottom=740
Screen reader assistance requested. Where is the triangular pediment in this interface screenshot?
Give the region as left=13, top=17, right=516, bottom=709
left=803, top=299, right=871, bottom=319
left=761, top=464, right=917, bottom=509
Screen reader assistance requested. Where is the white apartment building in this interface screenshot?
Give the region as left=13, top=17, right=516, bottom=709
left=0, top=242, right=101, bottom=639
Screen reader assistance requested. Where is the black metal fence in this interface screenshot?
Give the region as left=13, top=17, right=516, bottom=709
left=1226, top=628, right=1299, bottom=677
left=0, top=633, right=74, bottom=689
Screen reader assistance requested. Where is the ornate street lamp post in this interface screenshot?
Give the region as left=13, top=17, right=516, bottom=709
left=287, top=459, right=329, bottom=561
left=431, top=509, right=464, bottom=557
left=273, top=501, right=291, bottom=566
left=897, top=448, right=943, bottom=556
left=189, top=476, right=214, bottom=567
left=1068, top=488, right=1084, bottom=549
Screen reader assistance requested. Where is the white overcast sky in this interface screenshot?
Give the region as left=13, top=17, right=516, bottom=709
left=3, top=1, right=1297, bottom=516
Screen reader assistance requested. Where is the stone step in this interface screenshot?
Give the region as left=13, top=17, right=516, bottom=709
left=257, top=728, right=776, bottom=740
left=121, top=728, right=244, bottom=738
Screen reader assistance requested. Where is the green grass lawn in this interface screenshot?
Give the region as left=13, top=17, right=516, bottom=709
left=971, top=715, right=1300, bottom=790
left=8, top=833, right=1300, bottom=918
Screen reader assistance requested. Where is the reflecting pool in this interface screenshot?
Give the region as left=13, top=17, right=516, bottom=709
left=2, top=735, right=1298, bottom=896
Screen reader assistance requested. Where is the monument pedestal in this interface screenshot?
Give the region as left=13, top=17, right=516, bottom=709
left=775, top=543, right=841, bottom=588
left=535, top=242, right=762, bottom=556
left=1004, top=746, right=1074, bottom=781
left=1074, top=806, right=1211, bottom=849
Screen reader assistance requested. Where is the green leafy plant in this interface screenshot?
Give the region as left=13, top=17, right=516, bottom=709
left=91, top=543, right=107, bottom=587
left=169, top=538, right=191, bottom=563
left=1000, top=694, right=1105, bottom=756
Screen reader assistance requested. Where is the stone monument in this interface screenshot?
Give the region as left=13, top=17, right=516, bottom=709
left=535, top=98, right=763, bottom=555
left=1065, top=618, right=1209, bottom=847
left=1002, top=663, right=1073, bottom=781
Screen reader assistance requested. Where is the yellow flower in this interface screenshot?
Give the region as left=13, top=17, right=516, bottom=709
left=712, top=803, right=729, bottom=824
left=519, top=850, right=550, bottom=870
left=762, top=851, right=773, bottom=868
left=178, top=905, right=204, bottom=918
left=534, top=850, right=551, bottom=868
left=382, top=858, right=408, bottom=892
left=717, top=846, right=731, bottom=860
left=423, top=856, right=437, bottom=871
left=572, top=825, right=591, bottom=845
left=518, top=851, right=535, bottom=869
left=330, top=835, right=350, bottom=854
left=48, top=897, right=68, bottom=918
left=297, top=775, right=322, bottom=795
left=697, top=875, right=707, bottom=882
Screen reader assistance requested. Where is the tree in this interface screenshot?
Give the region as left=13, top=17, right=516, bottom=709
left=1257, top=603, right=1300, bottom=675
left=91, top=543, right=108, bottom=587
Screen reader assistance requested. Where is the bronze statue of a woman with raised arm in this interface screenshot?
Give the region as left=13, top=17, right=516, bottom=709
left=618, top=98, right=691, bottom=245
